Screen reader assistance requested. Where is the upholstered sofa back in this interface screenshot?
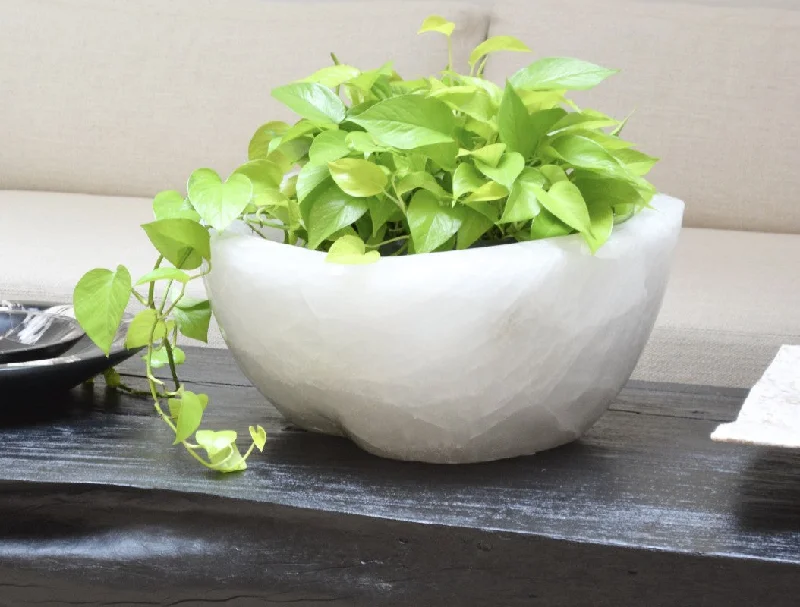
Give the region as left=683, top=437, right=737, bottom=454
left=0, top=0, right=489, bottom=196
left=2, top=0, right=798, bottom=233
left=485, top=0, right=800, bottom=233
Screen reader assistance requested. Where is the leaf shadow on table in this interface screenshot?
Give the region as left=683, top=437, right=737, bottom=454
left=735, top=448, right=800, bottom=532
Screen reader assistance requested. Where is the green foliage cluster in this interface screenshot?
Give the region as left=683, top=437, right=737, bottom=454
left=73, top=15, right=657, bottom=472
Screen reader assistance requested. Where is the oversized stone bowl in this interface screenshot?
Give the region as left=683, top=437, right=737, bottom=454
left=206, top=195, right=684, bottom=463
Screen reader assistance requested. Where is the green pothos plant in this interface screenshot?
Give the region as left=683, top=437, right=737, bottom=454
left=73, top=15, right=658, bottom=472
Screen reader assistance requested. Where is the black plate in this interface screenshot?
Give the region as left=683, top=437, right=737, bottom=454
left=0, top=302, right=140, bottom=396
left=0, top=309, right=85, bottom=363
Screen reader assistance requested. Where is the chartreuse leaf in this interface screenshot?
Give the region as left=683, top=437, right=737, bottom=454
left=232, top=159, right=284, bottom=209
left=418, top=15, right=455, bottom=36
left=454, top=74, right=504, bottom=106
left=465, top=181, right=508, bottom=203
left=549, top=110, right=619, bottom=134
left=575, top=129, right=635, bottom=150
left=125, top=308, right=167, bottom=349
left=271, top=82, right=346, bottom=124
left=368, top=197, right=399, bottom=235
left=430, top=86, right=494, bottom=122
left=510, top=57, right=618, bottom=91
left=248, top=121, right=289, bottom=160
left=297, top=163, right=331, bottom=203
left=463, top=143, right=506, bottom=167
left=418, top=141, right=458, bottom=171
left=499, top=168, right=545, bottom=223
left=519, top=90, right=565, bottom=112
left=540, top=164, right=569, bottom=184
left=195, top=430, right=247, bottom=473
left=170, top=391, right=208, bottom=445
left=326, top=234, right=380, bottom=265
left=613, top=148, right=659, bottom=176
left=149, top=345, right=186, bottom=369
left=475, top=152, right=524, bottom=189
left=153, top=191, right=200, bottom=222
left=498, top=82, right=535, bottom=159
left=172, top=297, right=212, bottom=343
left=457, top=206, right=494, bottom=249
left=306, top=182, right=370, bottom=249
left=348, top=95, right=456, bottom=149
left=308, top=130, right=350, bottom=165
left=346, top=131, right=385, bottom=154
left=249, top=425, right=267, bottom=452
left=530, top=209, right=573, bottom=240
left=187, top=168, right=253, bottom=231
left=141, top=219, right=210, bottom=271
left=469, top=35, right=531, bottom=70
left=396, top=172, right=447, bottom=198
left=583, top=200, right=614, bottom=253
left=73, top=265, right=131, bottom=356
left=135, top=267, right=190, bottom=285
left=303, top=64, right=360, bottom=87
left=532, top=181, right=592, bottom=235
left=547, top=134, right=623, bottom=174
left=452, top=162, right=485, bottom=200
left=407, top=190, right=462, bottom=253
left=280, top=119, right=321, bottom=144
left=328, top=158, right=388, bottom=197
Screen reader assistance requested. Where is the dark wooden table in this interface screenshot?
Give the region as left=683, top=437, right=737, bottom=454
left=0, top=348, right=798, bottom=606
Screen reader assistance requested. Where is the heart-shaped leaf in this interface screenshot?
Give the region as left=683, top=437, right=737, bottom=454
left=171, top=390, right=207, bottom=445
left=153, top=190, right=200, bottom=221
left=418, top=15, right=455, bottom=36
left=303, top=64, right=361, bottom=88
left=457, top=206, right=494, bottom=249
left=475, top=152, right=524, bottom=190
left=511, top=57, right=618, bottom=91
left=249, top=425, right=267, bottom=452
left=469, top=35, right=531, bottom=70
left=125, top=308, right=167, bottom=349
left=73, top=265, right=131, bottom=356
left=348, top=95, right=456, bottom=149
left=530, top=208, right=574, bottom=240
left=464, top=181, right=508, bottom=203
left=135, top=267, right=191, bottom=286
left=328, top=158, right=388, bottom=197
left=187, top=168, right=253, bottom=231
left=407, top=190, right=462, bottom=253
left=452, top=163, right=485, bottom=200
left=326, top=234, right=380, bottom=265
left=248, top=121, right=289, bottom=160
left=583, top=200, right=614, bottom=253
left=272, top=82, right=346, bottom=124
left=172, top=297, right=212, bottom=343
left=305, top=183, right=369, bottom=249
left=308, top=130, right=350, bottom=165
left=532, top=181, right=592, bottom=235
left=498, top=82, right=535, bottom=159
left=141, top=219, right=210, bottom=270
left=499, top=167, right=545, bottom=223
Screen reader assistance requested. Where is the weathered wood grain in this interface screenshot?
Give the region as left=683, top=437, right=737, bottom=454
left=0, top=347, right=797, bottom=605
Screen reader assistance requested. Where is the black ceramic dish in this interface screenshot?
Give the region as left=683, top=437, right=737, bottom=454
left=0, top=309, right=85, bottom=364
left=0, top=301, right=140, bottom=396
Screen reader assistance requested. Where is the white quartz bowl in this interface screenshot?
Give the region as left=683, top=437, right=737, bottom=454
left=206, top=195, right=684, bottom=463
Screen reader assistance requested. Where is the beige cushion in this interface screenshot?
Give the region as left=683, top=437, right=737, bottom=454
left=0, top=0, right=489, bottom=198
left=633, top=228, right=800, bottom=387
left=484, top=0, right=800, bottom=234
left=3, top=190, right=798, bottom=385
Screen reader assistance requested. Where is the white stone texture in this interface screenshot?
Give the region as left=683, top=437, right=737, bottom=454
left=206, top=195, right=685, bottom=463
left=712, top=345, right=800, bottom=448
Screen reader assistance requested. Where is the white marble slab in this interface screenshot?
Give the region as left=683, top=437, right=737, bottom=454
left=712, top=345, right=800, bottom=448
